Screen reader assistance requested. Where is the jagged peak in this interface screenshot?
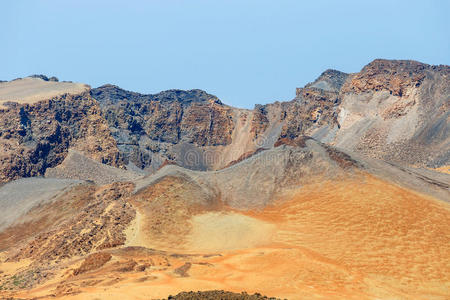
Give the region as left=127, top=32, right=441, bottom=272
left=29, top=74, right=59, bottom=82
left=361, top=58, right=430, bottom=73
left=153, top=89, right=222, bottom=104
left=319, top=69, right=348, bottom=77
left=304, top=68, right=349, bottom=92
left=98, top=83, right=121, bottom=89
left=91, top=84, right=221, bottom=105
left=341, top=58, right=434, bottom=96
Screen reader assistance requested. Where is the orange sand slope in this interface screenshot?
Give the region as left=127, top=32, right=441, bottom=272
left=4, top=174, right=450, bottom=300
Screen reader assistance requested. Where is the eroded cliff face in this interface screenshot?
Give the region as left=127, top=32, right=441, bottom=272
left=334, top=60, right=449, bottom=167
left=0, top=92, right=122, bottom=183
left=91, top=85, right=235, bottom=170
left=0, top=59, right=448, bottom=183
left=246, top=59, right=449, bottom=168
left=247, top=69, right=347, bottom=144
left=279, top=87, right=340, bottom=139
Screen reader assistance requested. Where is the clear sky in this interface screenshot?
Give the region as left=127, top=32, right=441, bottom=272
left=1, top=0, right=449, bottom=108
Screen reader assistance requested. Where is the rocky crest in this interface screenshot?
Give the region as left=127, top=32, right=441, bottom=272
left=279, top=87, right=340, bottom=139
left=0, top=92, right=122, bottom=182
left=91, top=85, right=234, bottom=170
left=305, top=69, right=349, bottom=92
left=0, top=59, right=448, bottom=182
left=341, top=59, right=428, bottom=96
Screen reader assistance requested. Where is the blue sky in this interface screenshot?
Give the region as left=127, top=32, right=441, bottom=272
left=1, top=0, right=449, bottom=108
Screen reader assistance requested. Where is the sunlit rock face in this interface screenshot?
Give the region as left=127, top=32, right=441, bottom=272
left=0, top=59, right=448, bottom=183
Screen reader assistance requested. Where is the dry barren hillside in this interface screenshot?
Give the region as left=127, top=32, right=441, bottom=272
left=1, top=138, right=449, bottom=299
left=0, top=59, right=449, bottom=299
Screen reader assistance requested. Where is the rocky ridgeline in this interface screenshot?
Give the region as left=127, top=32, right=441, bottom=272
left=341, top=59, right=428, bottom=96
left=0, top=59, right=448, bottom=183
left=91, top=85, right=234, bottom=169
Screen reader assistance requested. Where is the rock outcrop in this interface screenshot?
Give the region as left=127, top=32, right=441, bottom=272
left=0, top=91, right=122, bottom=183
left=248, top=59, right=449, bottom=168
left=91, top=85, right=234, bottom=170
left=334, top=59, right=449, bottom=167
left=341, top=59, right=428, bottom=96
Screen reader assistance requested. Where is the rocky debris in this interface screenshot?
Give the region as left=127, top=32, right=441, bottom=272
left=73, top=252, right=112, bottom=276
left=174, top=262, right=192, bottom=277
left=296, top=59, right=449, bottom=168
left=0, top=265, right=55, bottom=291
left=0, top=92, right=123, bottom=183
left=381, top=97, right=416, bottom=119
left=269, top=59, right=448, bottom=169
left=166, top=290, right=283, bottom=300
left=336, top=60, right=449, bottom=168
left=111, top=259, right=138, bottom=272
left=271, top=69, right=346, bottom=143
left=248, top=87, right=340, bottom=148
left=323, top=145, right=361, bottom=169
left=45, top=150, right=141, bottom=185
left=9, top=182, right=135, bottom=262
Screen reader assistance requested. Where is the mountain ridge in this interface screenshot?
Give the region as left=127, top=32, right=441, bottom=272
left=0, top=58, right=448, bottom=183
left=0, top=58, right=450, bottom=299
